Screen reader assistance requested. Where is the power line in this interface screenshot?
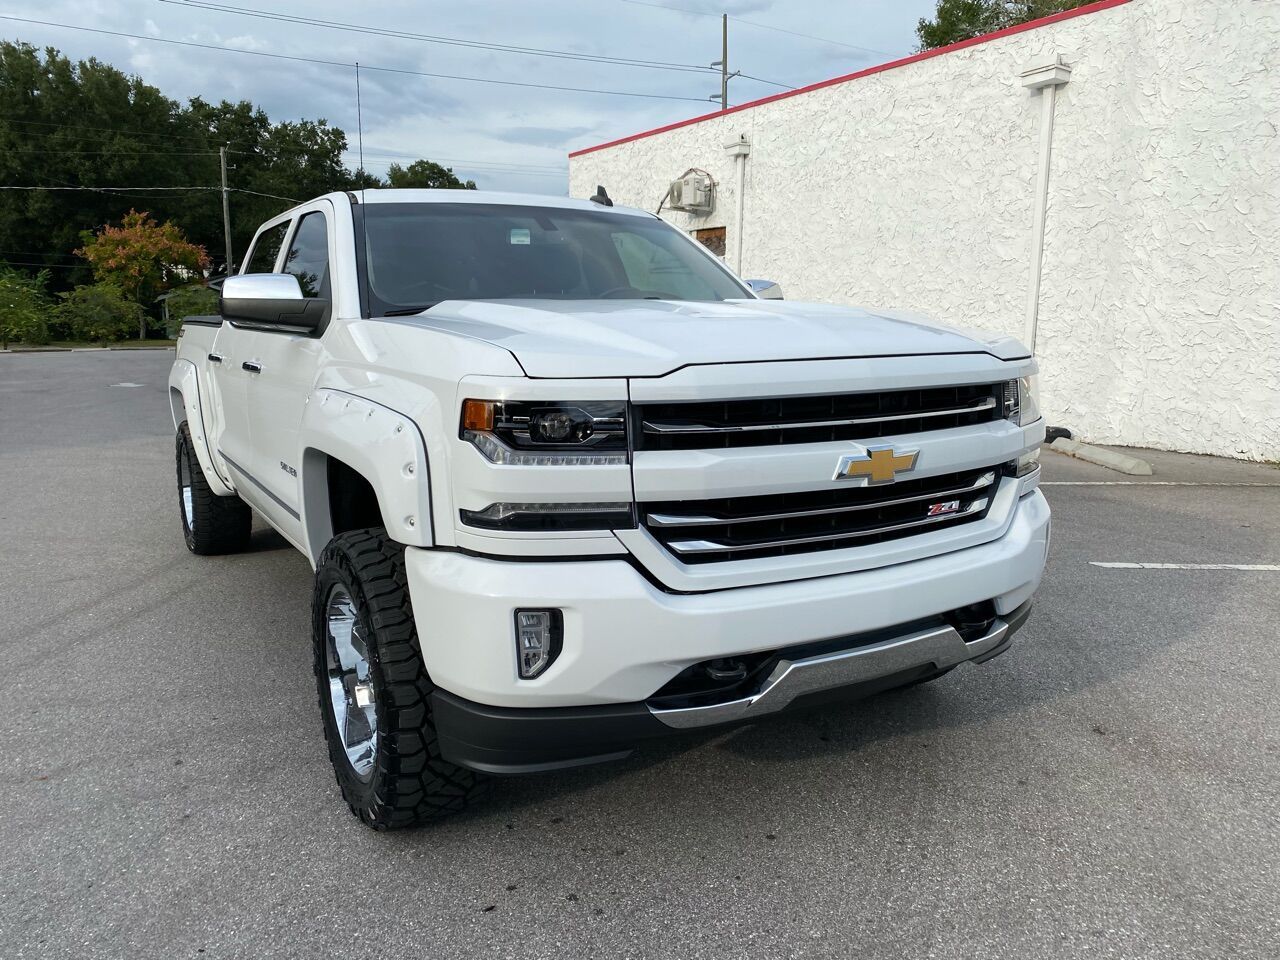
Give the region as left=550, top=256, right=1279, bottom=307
left=0, top=113, right=216, bottom=147
left=352, top=161, right=566, bottom=179
left=0, top=16, right=714, bottom=103
left=0, top=250, right=85, bottom=259
left=10, top=148, right=221, bottom=157
left=351, top=154, right=567, bottom=172
left=160, top=0, right=717, bottom=75
left=0, top=259, right=87, bottom=270
left=616, top=0, right=895, bottom=57
left=737, top=72, right=795, bottom=91
left=0, top=185, right=300, bottom=202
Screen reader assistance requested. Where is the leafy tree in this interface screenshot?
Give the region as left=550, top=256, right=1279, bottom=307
left=386, top=160, right=476, bottom=190
left=0, top=41, right=487, bottom=295
left=0, top=268, right=49, bottom=347
left=0, top=42, right=211, bottom=285
left=916, top=0, right=1094, bottom=50
left=52, top=282, right=144, bottom=343
left=160, top=283, right=218, bottom=337
left=76, top=211, right=210, bottom=339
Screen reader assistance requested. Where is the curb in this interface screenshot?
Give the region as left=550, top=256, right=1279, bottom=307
left=1049, top=438, right=1153, bottom=476
left=0, top=346, right=175, bottom=354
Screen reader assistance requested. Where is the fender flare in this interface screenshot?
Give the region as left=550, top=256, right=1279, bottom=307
left=168, top=358, right=235, bottom=496
left=299, top=388, right=435, bottom=564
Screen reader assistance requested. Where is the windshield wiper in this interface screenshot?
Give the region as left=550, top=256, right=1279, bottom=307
left=381, top=304, right=438, bottom=316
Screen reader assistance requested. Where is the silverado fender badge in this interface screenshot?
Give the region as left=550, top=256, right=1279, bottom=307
left=834, top=446, right=919, bottom=484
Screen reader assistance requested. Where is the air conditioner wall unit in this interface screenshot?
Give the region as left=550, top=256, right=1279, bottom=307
left=668, top=172, right=714, bottom=213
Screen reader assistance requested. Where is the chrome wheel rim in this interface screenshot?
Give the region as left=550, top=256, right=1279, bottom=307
left=179, top=448, right=194, bottom=530
left=324, top=585, right=378, bottom=779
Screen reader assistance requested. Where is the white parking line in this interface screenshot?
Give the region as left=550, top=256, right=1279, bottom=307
left=1044, top=481, right=1280, bottom=486
left=1090, top=562, right=1280, bottom=571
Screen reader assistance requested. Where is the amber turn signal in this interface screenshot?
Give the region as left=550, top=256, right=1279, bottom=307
left=461, top=399, right=495, bottom=432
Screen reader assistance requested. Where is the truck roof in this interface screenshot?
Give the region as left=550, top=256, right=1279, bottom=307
left=320, top=188, right=650, bottom=217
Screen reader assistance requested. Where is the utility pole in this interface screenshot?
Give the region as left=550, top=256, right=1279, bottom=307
left=709, top=14, right=739, bottom=110
left=219, top=144, right=233, bottom=275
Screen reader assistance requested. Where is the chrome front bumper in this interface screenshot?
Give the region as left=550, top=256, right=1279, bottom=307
left=649, top=606, right=1027, bottom=730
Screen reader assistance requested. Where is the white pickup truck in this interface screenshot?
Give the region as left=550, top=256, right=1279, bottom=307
left=169, top=188, right=1049, bottom=829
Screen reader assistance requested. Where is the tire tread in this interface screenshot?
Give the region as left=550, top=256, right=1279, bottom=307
left=312, top=528, right=489, bottom=829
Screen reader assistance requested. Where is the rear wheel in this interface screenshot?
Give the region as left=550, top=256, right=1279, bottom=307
left=312, top=528, right=488, bottom=829
left=176, top=422, right=252, bottom=555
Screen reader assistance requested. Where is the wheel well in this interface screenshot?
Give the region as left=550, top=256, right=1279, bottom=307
left=169, top=387, right=185, bottom=430
left=326, top=457, right=384, bottom=537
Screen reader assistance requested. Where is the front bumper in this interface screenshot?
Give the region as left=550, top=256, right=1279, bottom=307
left=430, top=600, right=1034, bottom=774
left=404, top=488, right=1049, bottom=709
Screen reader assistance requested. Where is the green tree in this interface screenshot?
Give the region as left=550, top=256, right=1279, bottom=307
left=386, top=159, right=476, bottom=190
left=0, top=41, right=484, bottom=287
left=0, top=267, right=49, bottom=347
left=916, top=0, right=1094, bottom=50
left=0, top=42, right=212, bottom=285
left=76, top=210, right=210, bottom=338
left=52, top=282, right=144, bottom=342
left=159, top=283, right=218, bottom=337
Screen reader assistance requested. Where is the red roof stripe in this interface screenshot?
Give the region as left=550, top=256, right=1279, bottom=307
left=569, top=0, right=1133, bottom=159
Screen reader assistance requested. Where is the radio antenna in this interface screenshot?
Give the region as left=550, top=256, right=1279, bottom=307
left=355, top=61, right=366, bottom=176
left=354, top=61, right=371, bottom=318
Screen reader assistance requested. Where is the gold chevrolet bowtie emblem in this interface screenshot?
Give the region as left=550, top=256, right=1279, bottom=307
left=834, top=446, right=919, bottom=484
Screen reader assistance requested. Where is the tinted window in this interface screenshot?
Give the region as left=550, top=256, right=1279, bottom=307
left=612, top=231, right=721, bottom=301
left=245, top=222, right=288, bottom=274
left=361, top=203, right=746, bottom=316
left=283, top=212, right=330, bottom=298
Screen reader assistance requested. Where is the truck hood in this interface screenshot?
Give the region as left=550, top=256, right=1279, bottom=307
left=401, top=299, right=1027, bottom=378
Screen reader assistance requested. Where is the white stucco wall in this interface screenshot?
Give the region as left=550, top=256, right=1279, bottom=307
left=569, top=0, right=1279, bottom=461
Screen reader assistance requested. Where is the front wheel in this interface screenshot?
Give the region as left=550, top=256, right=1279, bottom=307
left=312, top=528, right=488, bottom=829
left=176, top=422, right=252, bottom=555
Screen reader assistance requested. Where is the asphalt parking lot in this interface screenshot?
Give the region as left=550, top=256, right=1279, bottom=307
left=2, top=349, right=1277, bottom=959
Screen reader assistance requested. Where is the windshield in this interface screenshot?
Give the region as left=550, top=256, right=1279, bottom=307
left=360, top=202, right=748, bottom=316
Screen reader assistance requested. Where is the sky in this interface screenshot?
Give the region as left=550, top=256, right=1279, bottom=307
left=1, top=0, right=938, bottom=195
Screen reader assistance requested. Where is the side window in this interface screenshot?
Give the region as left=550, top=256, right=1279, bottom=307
left=283, top=212, right=330, bottom=299
left=245, top=222, right=288, bottom=274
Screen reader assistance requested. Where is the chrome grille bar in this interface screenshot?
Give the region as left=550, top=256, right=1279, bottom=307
left=646, top=471, right=997, bottom=528
left=665, top=498, right=989, bottom=556
left=642, top=396, right=996, bottom=436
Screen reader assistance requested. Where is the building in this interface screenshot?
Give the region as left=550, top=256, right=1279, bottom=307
left=568, top=0, right=1279, bottom=461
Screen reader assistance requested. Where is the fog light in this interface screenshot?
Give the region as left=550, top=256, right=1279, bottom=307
left=515, top=609, right=562, bottom=679
left=1015, top=448, right=1041, bottom=477
left=1014, top=448, right=1041, bottom=491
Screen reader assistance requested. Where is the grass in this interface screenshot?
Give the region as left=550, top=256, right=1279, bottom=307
left=4, top=338, right=176, bottom=351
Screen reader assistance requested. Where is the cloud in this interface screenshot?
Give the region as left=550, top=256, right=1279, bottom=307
left=3, top=0, right=932, bottom=192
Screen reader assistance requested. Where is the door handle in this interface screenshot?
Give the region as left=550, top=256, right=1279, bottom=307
left=208, top=353, right=223, bottom=364
left=242, top=361, right=262, bottom=373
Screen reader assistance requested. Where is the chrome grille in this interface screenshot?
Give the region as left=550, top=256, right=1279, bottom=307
left=636, top=383, right=1003, bottom=451
left=641, top=466, right=1003, bottom=564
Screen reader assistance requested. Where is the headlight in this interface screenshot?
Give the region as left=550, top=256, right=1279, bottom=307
left=461, top=399, right=627, bottom=465
left=1004, top=376, right=1041, bottom=427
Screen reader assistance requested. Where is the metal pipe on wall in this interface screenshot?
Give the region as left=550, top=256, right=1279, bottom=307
left=1020, top=55, right=1072, bottom=353
left=724, top=134, right=751, bottom=274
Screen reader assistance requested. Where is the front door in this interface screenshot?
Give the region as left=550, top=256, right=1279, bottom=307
left=241, top=204, right=335, bottom=541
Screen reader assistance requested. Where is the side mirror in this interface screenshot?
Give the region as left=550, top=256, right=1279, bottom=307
left=747, top=278, right=784, bottom=300
left=220, top=273, right=329, bottom=332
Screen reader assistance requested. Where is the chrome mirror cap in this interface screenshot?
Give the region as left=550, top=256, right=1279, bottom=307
left=220, top=272, right=327, bottom=332
left=222, top=273, right=305, bottom=301
left=747, top=278, right=784, bottom=300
